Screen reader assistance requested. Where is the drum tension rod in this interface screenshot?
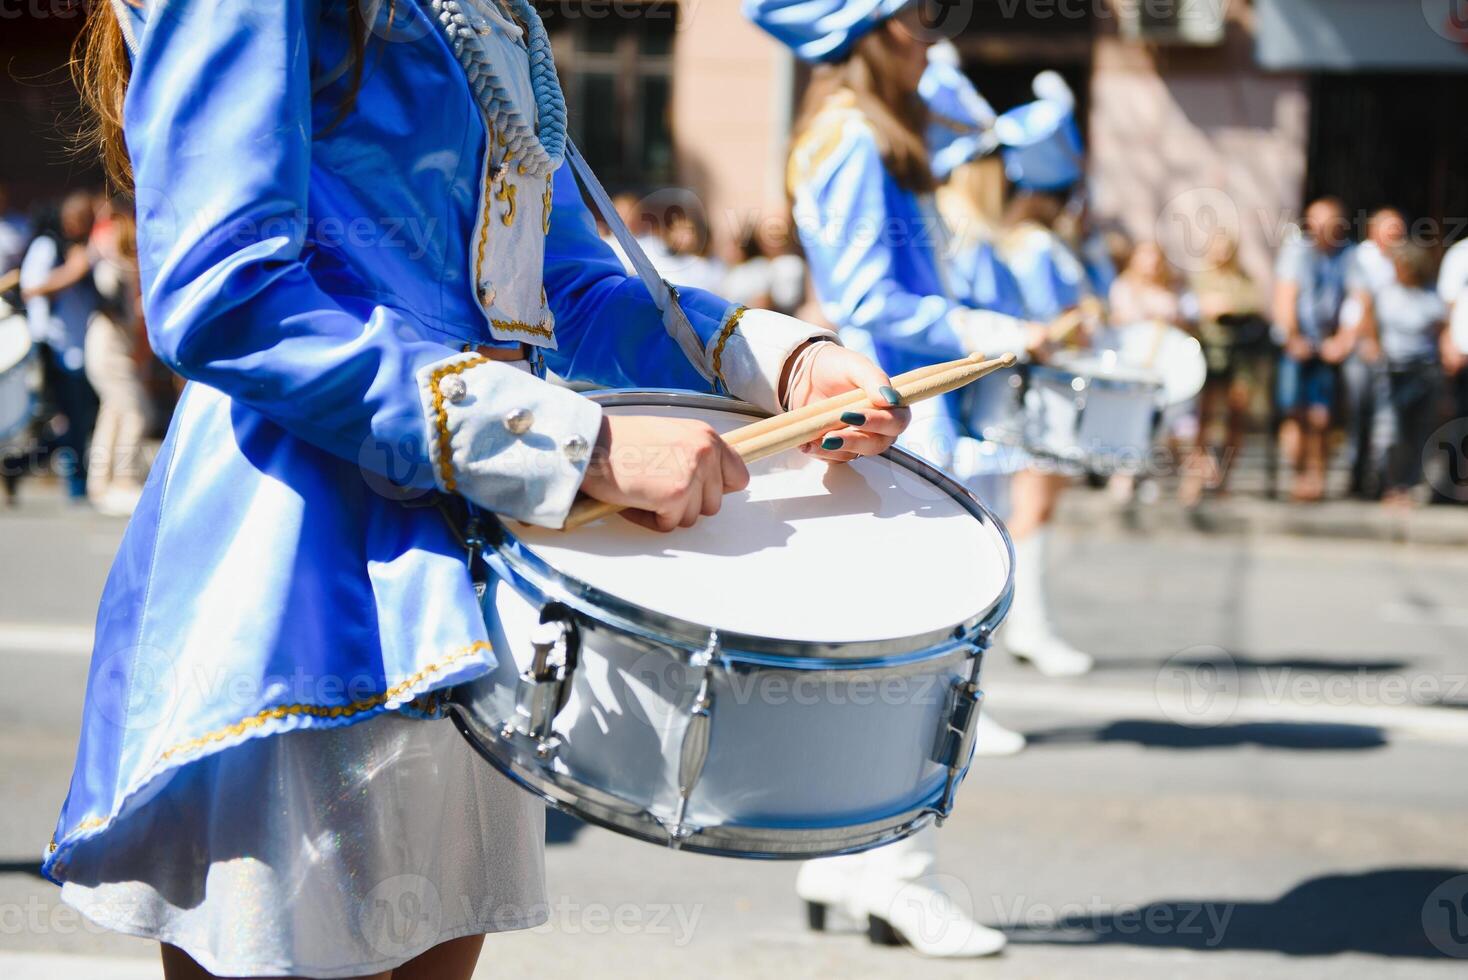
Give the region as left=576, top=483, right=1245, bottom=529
left=667, top=631, right=719, bottom=849
left=503, top=611, right=579, bottom=759
left=934, top=635, right=989, bottom=822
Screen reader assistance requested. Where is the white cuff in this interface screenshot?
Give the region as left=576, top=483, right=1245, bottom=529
left=417, top=354, right=604, bottom=528
left=706, top=306, right=839, bottom=413
left=950, top=308, right=1031, bottom=361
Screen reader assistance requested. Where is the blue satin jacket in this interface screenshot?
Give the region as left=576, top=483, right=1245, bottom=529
left=44, top=0, right=829, bottom=879
left=787, top=93, right=1026, bottom=466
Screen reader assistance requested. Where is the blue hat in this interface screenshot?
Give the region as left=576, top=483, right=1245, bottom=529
left=993, top=98, right=1085, bottom=192
left=743, top=0, right=914, bottom=63
left=919, top=47, right=998, bottom=180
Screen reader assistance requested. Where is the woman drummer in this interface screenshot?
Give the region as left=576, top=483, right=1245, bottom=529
left=47, top=2, right=910, bottom=976
left=746, top=0, right=1054, bottom=959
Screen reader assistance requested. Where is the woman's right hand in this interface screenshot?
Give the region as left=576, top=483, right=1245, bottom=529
left=578, top=415, right=750, bottom=532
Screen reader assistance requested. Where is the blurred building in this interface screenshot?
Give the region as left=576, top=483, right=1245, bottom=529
left=545, top=0, right=1468, bottom=283
left=7, top=2, right=1466, bottom=285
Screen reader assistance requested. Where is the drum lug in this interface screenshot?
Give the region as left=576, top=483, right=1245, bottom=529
left=502, top=615, right=578, bottom=758
left=666, top=631, right=719, bottom=848
left=933, top=646, right=987, bottom=821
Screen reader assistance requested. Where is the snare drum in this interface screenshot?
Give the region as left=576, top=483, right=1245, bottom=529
left=0, top=309, right=34, bottom=443
left=1019, top=353, right=1165, bottom=471
left=450, top=390, right=1013, bottom=859
left=962, top=355, right=1164, bottom=473
left=1096, top=321, right=1207, bottom=407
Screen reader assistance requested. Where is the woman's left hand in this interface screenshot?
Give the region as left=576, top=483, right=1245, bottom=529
left=781, top=342, right=912, bottom=462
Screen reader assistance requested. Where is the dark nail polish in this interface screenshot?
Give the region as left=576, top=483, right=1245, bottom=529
left=821, top=436, right=844, bottom=452
left=840, top=411, right=867, bottom=426
left=879, top=386, right=902, bottom=407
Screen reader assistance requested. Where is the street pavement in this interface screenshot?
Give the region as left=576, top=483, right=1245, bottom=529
left=1, top=488, right=1466, bottom=978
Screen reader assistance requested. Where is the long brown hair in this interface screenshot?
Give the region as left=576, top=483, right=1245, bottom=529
left=74, top=0, right=374, bottom=192
left=791, top=27, right=933, bottom=194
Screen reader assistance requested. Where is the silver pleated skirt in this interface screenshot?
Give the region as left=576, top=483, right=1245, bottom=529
left=60, top=712, right=546, bottom=978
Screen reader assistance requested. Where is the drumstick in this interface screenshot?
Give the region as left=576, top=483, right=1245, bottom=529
left=1047, top=308, right=1085, bottom=346
left=1143, top=321, right=1168, bottom=371
left=561, top=353, right=1018, bottom=531
left=725, top=351, right=985, bottom=447
left=0, top=270, right=18, bottom=294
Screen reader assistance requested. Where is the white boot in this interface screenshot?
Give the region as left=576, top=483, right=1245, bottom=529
left=973, top=711, right=1026, bottom=757
left=797, top=831, right=1007, bottom=958
left=859, top=875, right=1008, bottom=958
left=1004, top=528, right=1094, bottom=678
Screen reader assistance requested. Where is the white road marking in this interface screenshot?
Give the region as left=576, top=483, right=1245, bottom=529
left=0, top=952, right=159, bottom=980
left=994, top=681, right=1468, bottom=744
left=1379, top=601, right=1468, bottom=629
left=0, top=623, right=93, bottom=656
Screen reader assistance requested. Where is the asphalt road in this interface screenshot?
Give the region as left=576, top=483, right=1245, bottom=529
left=1, top=492, right=1466, bottom=978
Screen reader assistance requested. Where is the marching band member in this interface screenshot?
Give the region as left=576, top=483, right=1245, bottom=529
left=986, top=79, right=1100, bottom=678
left=747, top=0, right=1044, bottom=958
left=48, top=1, right=910, bottom=976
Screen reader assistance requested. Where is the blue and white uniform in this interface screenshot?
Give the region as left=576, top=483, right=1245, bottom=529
left=49, top=0, right=833, bottom=971
left=784, top=94, right=1026, bottom=473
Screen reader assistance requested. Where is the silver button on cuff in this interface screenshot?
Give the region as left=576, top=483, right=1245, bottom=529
left=504, top=408, right=534, bottom=435
left=440, top=375, right=468, bottom=404
left=562, top=434, right=590, bottom=463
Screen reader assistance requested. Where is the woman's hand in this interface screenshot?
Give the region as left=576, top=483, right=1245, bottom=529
left=579, top=415, right=750, bottom=532
left=781, top=342, right=912, bottom=463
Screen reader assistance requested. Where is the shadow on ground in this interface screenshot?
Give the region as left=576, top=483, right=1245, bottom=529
left=1025, top=719, right=1388, bottom=751
left=1005, top=868, right=1468, bottom=960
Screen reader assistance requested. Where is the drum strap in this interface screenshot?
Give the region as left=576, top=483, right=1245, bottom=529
left=562, top=140, right=717, bottom=389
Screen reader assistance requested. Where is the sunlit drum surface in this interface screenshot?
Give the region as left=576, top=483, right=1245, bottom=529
left=513, top=403, right=1007, bottom=645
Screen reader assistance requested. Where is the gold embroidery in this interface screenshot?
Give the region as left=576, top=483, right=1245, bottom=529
left=491, top=317, right=554, bottom=339
left=475, top=130, right=496, bottom=288
left=497, top=180, right=518, bottom=227
left=430, top=355, right=491, bottom=491
left=156, top=644, right=491, bottom=766
left=543, top=175, right=553, bottom=234
left=711, top=306, right=749, bottom=386
left=48, top=644, right=492, bottom=854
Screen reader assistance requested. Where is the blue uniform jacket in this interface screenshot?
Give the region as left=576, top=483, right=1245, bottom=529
left=45, top=0, right=829, bottom=880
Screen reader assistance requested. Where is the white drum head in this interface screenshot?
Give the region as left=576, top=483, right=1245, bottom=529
left=1098, top=321, right=1206, bottom=405
left=513, top=400, right=1009, bottom=645
left=0, top=315, right=30, bottom=373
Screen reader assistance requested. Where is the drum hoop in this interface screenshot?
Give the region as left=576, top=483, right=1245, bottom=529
left=484, top=389, right=1015, bottom=664
left=1030, top=361, right=1167, bottom=397
left=447, top=706, right=946, bottom=860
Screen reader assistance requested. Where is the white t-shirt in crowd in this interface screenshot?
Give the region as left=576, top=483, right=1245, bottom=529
left=1439, top=239, right=1468, bottom=306
left=1375, top=283, right=1446, bottom=364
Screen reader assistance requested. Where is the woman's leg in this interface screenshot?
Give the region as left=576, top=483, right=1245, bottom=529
left=160, top=944, right=394, bottom=980
left=393, top=935, right=485, bottom=980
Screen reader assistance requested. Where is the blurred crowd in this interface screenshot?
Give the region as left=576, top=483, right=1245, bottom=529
left=0, top=185, right=172, bottom=516
left=2, top=178, right=1464, bottom=516
left=603, top=184, right=1468, bottom=510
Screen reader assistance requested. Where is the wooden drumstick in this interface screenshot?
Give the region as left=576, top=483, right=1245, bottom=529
left=1046, top=308, right=1086, bottom=346
left=561, top=353, right=1018, bottom=531
left=1143, top=321, right=1168, bottom=371
left=724, top=351, right=986, bottom=448
left=0, top=270, right=19, bottom=294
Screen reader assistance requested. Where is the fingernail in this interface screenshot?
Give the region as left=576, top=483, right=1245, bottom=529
left=840, top=411, right=867, bottom=426
left=879, top=386, right=902, bottom=406
left=821, top=436, right=844, bottom=451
